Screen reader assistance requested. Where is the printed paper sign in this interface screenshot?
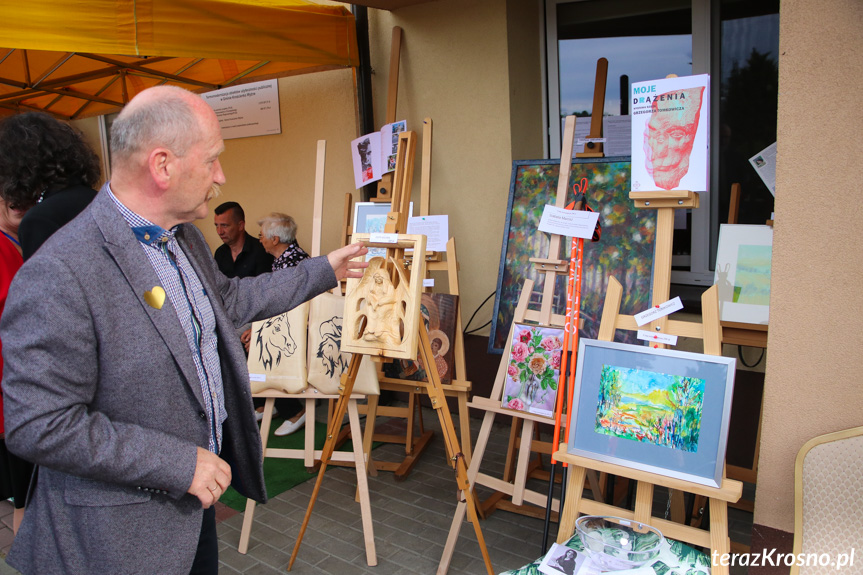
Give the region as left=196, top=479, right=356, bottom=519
left=407, top=215, right=448, bottom=252
left=634, top=296, right=683, bottom=326
left=637, top=330, right=679, bottom=346
left=249, top=373, right=266, bottom=382
left=423, top=278, right=435, bottom=287
left=538, top=205, right=600, bottom=239
left=201, top=80, right=281, bottom=140
left=368, top=232, right=398, bottom=244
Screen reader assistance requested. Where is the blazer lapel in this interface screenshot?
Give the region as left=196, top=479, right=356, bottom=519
left=89, top=191, right=207, bottom=410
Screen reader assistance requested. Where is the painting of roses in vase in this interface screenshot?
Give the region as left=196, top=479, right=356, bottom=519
left=501, top=323, right=564, bottom=417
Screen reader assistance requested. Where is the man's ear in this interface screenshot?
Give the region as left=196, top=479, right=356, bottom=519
left=238, top=219, right=246, bottom=233
left=148, top=148, right=173, bottom=190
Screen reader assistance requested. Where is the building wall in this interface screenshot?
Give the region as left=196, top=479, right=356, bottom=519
left=368, top=0, right=543, bottom=328
left=753, top=0, right=863, bottom=532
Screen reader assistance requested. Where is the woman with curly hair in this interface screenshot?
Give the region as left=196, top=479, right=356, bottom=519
left=0, top=112, right=101, bottom=536
left=0, top=111, right=102, bottom=260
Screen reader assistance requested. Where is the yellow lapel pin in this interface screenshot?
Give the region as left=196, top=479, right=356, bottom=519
left=144, top=286, right=166, bottom=310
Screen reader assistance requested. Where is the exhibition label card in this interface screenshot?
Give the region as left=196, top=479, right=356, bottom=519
left=749, top=141, right=777, bottom=196
left=538, top=205, right=600, bottom=239
left=407, top=215, right=448, bottom=252
left=368, top=232, right=398, bottom=244
left=249, top=373, right=266, bottom=382
left=637, top=330, right=679, bottom=346
left=634, top=296, right=683, bottom=326
left=423, top=278, right=435, bottom=287
left=201, top=79, right=281, bottom=140
left=630, top=74, right=710, bottom=193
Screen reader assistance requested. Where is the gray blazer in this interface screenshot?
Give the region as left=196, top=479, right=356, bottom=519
left=0, top=190, right=336, bottom=574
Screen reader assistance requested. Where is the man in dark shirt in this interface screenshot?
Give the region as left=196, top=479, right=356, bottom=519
left=213, top=201, right=273, bottom=278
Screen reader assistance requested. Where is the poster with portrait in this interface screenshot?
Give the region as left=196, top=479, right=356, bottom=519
left=383, top=293, right=459, bottom=384
left=247, top=303, right=309, bottom=394
left=630, top=74, right=710, bottom=193
left=307, top=292, right=379, bottom=396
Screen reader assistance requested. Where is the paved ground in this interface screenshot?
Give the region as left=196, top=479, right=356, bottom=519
left=1, top=404, right=754, bottom=574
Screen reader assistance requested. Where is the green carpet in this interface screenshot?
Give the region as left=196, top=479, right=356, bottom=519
left=219, top=420, right=360, bottom=511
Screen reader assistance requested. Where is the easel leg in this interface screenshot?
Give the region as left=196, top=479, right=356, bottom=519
left=288, top=355, right=363, bottom=570
left=239, top=397, right=275, bottom=554
left=439, top=409, right=497, bottom=575
left=418, top=325, right=494, bottom=575
left=362, top=393, right=380, bottom=477
left=348, top=399, right=377, bottom=565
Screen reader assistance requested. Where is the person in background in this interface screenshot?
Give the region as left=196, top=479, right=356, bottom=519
left=213, top=201, right=273, bottom=278
left=0, top=112, right=101, bottom=261
left=0, top=85, right=367, bottom=575
left=255, top=212, right=312, bottom=436
left=0, top=111, right=102, bottom=537
left=0, top=197, right=27, bottom=535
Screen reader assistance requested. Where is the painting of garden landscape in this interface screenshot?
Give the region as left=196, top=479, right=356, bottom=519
left=594, top=364, right=705, bottom=453
left=489, top=158, right=656, bottom=353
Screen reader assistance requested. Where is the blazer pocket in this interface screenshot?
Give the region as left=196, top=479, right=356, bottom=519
left=64, top=476, right=152, bottom=507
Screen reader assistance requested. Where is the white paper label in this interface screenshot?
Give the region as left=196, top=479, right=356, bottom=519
left=423, top=278, right=435, bottom=287
left=634, top=296, right=684, bottom=326
left=249, top=373, right=266, bottom=382
left=576, top=137, right=607, bottom=145
left=537, top=205, right=600, bottom=239
left=407, top=215, right=448, bottom=252
left=637, top=330, right=679, bottom=346
left=368, top=232, right=398, bottom=244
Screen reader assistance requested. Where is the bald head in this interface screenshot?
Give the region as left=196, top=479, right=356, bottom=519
left=110, top=86, right=210, bottom=172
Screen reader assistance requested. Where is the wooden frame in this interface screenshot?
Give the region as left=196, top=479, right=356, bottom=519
left=342, top=233, right=427, bottom=360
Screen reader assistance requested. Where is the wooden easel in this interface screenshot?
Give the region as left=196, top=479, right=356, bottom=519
left=373, top=26, right=402, bottom=203
left=288, top=132, right=494, bottom=574
left=552, top=125, right=743, bottom=574
left=238, top=141, right=376, bottom=566
left=343, top=119, right=474, bottom=479
left=438, top=115, right=607, bottom=575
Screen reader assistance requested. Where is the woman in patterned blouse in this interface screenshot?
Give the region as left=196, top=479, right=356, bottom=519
left=257, top=212, right=311, bottom=435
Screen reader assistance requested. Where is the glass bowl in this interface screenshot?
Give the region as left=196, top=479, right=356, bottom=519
left=575, top=515, right=664, bottom=571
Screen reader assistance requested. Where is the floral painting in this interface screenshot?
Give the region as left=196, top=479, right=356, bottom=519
left=489, top=158, right=656, bottom=353
left=501, top=323, right=564, bottom=418
left=594, top=365, right=705, bottom=453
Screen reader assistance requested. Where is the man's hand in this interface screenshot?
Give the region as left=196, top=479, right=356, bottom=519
left=327, top=242, right=369, bottom=281
left=188, top=447, right=232, bottom=508
left=240, top=328, right=252, bottom=352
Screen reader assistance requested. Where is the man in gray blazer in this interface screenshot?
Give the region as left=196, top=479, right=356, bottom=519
left=0, top=86, right=366, bottom=574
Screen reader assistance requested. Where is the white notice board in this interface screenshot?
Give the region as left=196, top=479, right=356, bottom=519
left=201, top=80, right=281, bottom=140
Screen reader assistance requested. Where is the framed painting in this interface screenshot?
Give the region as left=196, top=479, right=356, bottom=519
left=501, top=323, right=564, bottom=418
left=566, top=339, right=736, bottom=488
left=489, top=158, right=656, bottom=354
left=714, top=224, right=772, bottom=325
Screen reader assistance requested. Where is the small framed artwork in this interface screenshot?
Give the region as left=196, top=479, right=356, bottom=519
left=714, top=224, right=773, bottom=325
left=352, top=201, right=414, bottom=261
left=501, top=323, right=564, bottom=418
left=567, top=339, right=736, bottom=488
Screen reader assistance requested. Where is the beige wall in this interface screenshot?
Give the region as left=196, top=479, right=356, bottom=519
left=368, top=0, right=543, bottom=330
left=191, top=68, right=359, bottom=257
left=753, top=0, right=863, bottom=532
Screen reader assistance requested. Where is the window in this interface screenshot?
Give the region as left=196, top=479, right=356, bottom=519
left=545, top=0, right=778, bottom=287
